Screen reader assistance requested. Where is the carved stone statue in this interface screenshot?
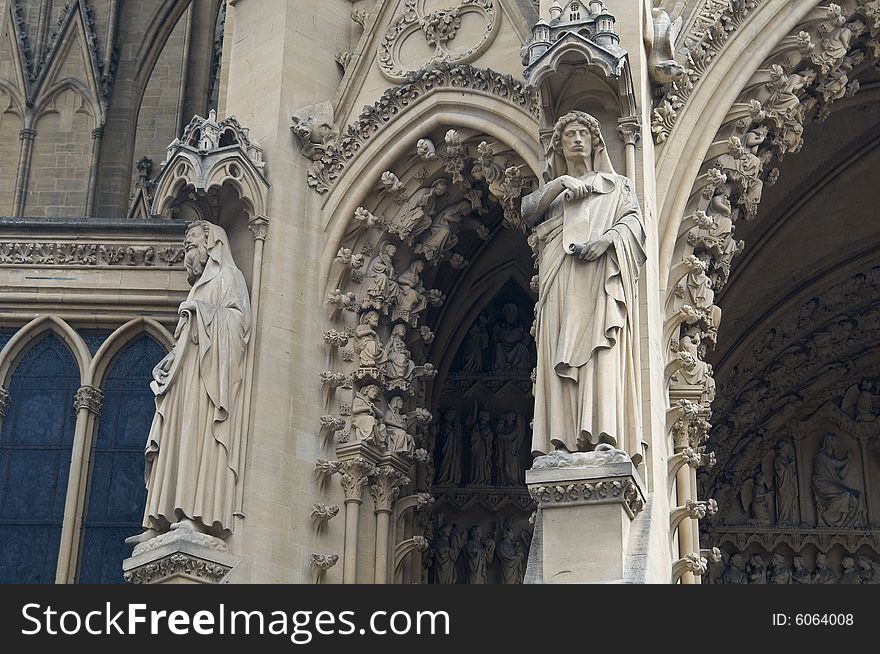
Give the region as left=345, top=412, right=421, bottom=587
left=396, top=260, right=428, bottom=320
left=351, top=384, right=384, bottom=446
left=354, top=311, right=382, bottom=369
left=468, top=410, right=494, bottom=486
left=842, top=379, right=878, bottom=421
left=722, top=553, right=749, bottom=584
left=495, top=411, right=525, bottom=486
left=414, top=199, right=480, bottom=261
left=460, top=318, right=488, bottom=373
left=741, top=462, right=773, bottom=526
left=129, top=221, right=251, bottom=544
left=432, top=523, right=464, bottom=584
left=363, top=242, right=400, bottom=312
left=464, top=524, right=495, bottom=585
left=381, top=324, right=415, bottom=389
left=770, top=553, right=792, bottom=584
left=840, top=556, right=861, bottom=584
left=522, top=111, right=646, bottom=459
left=491, top=303, right=532, bottom=374
left=436, top=408, right=463, bottom=487
left=792, top=555, right=812, bottom=584
left=747, top=553, right=767, bottom=584
left=812, top=433, right=867, bottom=528
left=813, top=552, right=837, bottom=584
left=774, top=440, right=799, bottom=527
left=383, top=395, right=414, bottom=455
left=496, top=526, right=525, bottom=584
left=398, top=179, right=448, bottom=239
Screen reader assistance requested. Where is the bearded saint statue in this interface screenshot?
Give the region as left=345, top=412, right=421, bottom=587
left=522, top=111, right=647, bottom=461
left=128, top=220, right=251, bottom=544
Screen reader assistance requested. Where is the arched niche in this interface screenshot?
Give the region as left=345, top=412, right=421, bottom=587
left=150, top=111, right=269, bottom=291
left=321, top=110, right=541, bottom=583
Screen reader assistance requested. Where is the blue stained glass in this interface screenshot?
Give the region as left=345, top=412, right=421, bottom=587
left=78, top=334, right=165, bottom=584
left=0, top=333, right=79, bottom=584
left=76, top=330, right=111, bottom=357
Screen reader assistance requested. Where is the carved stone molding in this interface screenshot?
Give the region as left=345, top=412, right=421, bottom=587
left=74, top=385, right=103, bottom=415
left=652, top=0, right=769, bottom=143
left=529, top=478, right=645, bottom=519
left=124, top=552, right=232, bottom=585
left=0, top=387, right=9, bottom=417
left=0, top=241, right=184, bottom=268
left=298, top=63, right=539, bottom=194
left=377, top=1, right=500, bottom=82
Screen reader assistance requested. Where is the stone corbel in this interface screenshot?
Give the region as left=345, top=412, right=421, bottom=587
left=311, top=503, right=340, bottom=532
left=670, top=498, right=718, bottom=536
left=671, top=552, right=707, bottom=584
left=310, top=554, right=339, bottom=584
left=666, top=446, right=703, bottom=492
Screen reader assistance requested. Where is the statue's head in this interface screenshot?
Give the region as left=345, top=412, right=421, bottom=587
left=502, top=302, right=518, bottom=323
left=432, top=179, right=448, bottom=197
left=363, top=384, right=381, bottom=400
left=731, top=553, right=745, bottom=569
left=842, top=556, right=855, bottom=571
left=816, top=552, right=828, bottom=566
left=383, top=242, right=398, bottom=257
left=184, top=221, right=212, bottom=284
left=184, top=220, right=235, bottom=287
left=822, top=432, right=838, bottom=453
left=546, top=110, right=612, bottom=180
left=390, top=395, right=404, bottom=411
left=361, top=310, right=380, bottom=327
left=392, top=323, right=407, bottom=338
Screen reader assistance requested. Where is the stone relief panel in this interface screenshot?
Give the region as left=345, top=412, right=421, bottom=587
left=701, top=266, right=880, bottom=582
left=378, top=1, right=501, bottom=81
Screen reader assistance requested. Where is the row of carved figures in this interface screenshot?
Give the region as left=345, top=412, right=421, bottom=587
left=427, top=521, right=529, bottom=585
left=433, top=407, right=529, bottom=488
left=712, top=550, right=880, bottom=585
left=735, top=433, right=868, bottom=530
left=453, top=304, right=534, bottom=376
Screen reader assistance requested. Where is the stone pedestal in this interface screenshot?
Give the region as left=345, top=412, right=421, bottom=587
left=123, top=530, right=237, bottom=585
left=524, top=447, right=646, bottom=584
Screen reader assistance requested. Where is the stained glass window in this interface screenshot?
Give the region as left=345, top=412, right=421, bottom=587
left=0, top=333, right=79, bottom=583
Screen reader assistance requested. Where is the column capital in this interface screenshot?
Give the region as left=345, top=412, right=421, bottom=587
left=248, top=214, right=269, bottom=242
left=617, top=117, right=642, bottom=146
left=338, top=457, right=377, bottom=503
left=74, top=385, right=104, bottom=415
left=369, top=465, right=410, bottom=514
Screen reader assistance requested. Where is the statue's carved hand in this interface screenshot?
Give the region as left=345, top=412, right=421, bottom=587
left=179, top=300, right=197, bottom=315
left=559, top=175, right=593, bottom=201
left=573, top=237, right=613, bottom=261
left=152, top=353, right=174, bottom=384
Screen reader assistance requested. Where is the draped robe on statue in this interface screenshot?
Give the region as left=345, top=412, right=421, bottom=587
left=524, top=154, right=646, bottom=459
left=143, top=225, right=251, bottom=537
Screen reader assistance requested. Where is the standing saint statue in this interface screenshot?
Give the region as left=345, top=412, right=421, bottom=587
left=522, top=111, right=647, bottom=459
left=128, top=220, right=251, bottom=543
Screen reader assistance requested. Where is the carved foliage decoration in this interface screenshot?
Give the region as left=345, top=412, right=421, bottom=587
left=377, top=1, right=500, bottom=81
left=294, top=63, right=539, bottom=195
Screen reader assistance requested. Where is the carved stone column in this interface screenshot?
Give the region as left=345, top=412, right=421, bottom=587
left=369, top=461, right=410, bottom=584
left=335, top=443, right=380, bottom=583
left=525, top=447, right=645, bottom=584
left=0, top=387, right=9, bottom=417
left=617, top=117, right=641, bottom=182
left=56, top=385, right=104, bottom=583
left=13, top=128, right=36, bottom=217
left=85, top=128, right=104, bottom=217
